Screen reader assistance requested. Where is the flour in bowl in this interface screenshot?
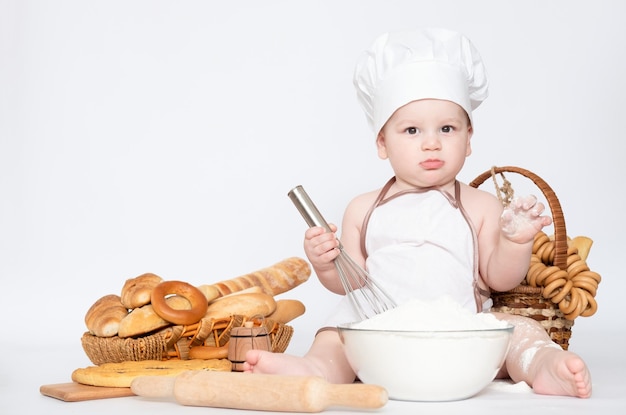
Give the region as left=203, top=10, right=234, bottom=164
left=352, top=296, right=509, bottom=331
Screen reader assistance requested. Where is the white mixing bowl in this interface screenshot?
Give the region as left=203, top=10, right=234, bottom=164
left=338, top=324, right=514, bottom=401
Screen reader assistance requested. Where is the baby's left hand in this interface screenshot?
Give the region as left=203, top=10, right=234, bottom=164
left=500, top=195, right=552, bottom=243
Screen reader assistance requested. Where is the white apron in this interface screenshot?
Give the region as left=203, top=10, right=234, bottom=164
left=322, top=177, right=489, bottom=327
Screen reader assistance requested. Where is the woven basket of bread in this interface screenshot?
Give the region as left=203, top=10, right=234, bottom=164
left=80, top=257, right=310, bottom=365
left=81, top=315, right=293, bottom=365
left=470, top=166, right=601, bottom=350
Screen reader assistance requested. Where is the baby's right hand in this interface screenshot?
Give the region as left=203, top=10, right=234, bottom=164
left=303, top=224, right=341, bottom=270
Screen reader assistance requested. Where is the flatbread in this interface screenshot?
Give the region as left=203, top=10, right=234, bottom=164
left=71, top=358, right=232, bottom=387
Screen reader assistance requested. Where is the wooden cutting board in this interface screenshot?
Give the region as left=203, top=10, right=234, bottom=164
left=40, top=382, right=135, bottom=402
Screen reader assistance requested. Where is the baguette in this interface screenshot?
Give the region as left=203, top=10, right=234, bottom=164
left=219, top=286, right=263, bottom=298
left=197, top=284, right=221, bottom=302
left=210, top=257, right=311, bottom=297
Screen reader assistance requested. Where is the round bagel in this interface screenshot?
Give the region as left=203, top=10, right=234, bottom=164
left=151, top=280, right=208, bottom=325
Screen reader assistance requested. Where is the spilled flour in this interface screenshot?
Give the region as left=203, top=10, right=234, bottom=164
left=352, top=296, right=509, bottom=331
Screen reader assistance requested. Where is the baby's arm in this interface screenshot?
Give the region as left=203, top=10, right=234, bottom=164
left=479, top=194, right=552, bottom=291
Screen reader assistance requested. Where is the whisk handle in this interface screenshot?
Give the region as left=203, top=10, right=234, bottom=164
left=288, top=185, right=333, bottom=232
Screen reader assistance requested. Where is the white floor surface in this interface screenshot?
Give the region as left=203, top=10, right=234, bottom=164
left=4, top=328, right=624, bottom=415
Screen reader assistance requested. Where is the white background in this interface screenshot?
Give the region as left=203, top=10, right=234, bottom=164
left=1, top=1, right=625, bottom=413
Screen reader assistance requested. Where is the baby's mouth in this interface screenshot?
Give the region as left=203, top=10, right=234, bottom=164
left=420, top=159, right=444, bottom=170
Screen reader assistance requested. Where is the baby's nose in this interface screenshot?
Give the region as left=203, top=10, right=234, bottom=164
left=420, top=132, right=441, bottom=150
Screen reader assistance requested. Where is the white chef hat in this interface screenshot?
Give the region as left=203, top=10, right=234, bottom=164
left=353, top=28, right=489, bottom=136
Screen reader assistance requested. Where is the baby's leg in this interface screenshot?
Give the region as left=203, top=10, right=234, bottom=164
left=492, top=312, right=592, bottom=398
left=243, top=329, right=357, bottom=384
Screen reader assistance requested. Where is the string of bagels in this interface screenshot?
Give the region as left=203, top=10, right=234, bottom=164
left=528, top=232, right=600, bottom=319
left=490, top=168, right=601, bottom=320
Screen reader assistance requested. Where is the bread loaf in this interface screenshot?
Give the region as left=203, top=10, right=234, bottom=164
left=120, top=273, right=163, bottom=309
left=85, top=294, right=129, bottom=338
left=204, top=292, right=277, bottom=321
left=267, top=299, right=306, bottom=324
left=210, top=257, right=311, bottom=297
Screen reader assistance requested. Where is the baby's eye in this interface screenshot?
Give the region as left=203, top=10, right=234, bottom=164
left=405, top=127, right=418, bottom=135
left=441, top=125, right=454, bottom=133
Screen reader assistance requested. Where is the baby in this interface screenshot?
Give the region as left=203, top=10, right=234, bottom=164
left=244, top=28, right=591, bottom=399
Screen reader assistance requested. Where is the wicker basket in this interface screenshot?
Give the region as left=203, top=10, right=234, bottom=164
left=470, top=166, right=575, bottom=350
left=81, top=315, right=294, bottom=365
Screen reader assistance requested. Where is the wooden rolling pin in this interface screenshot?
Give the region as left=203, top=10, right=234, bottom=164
left=131, top=370, right=388, bottom=412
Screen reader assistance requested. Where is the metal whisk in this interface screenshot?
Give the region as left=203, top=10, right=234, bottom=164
left=288, top=185, right=396, bottom=321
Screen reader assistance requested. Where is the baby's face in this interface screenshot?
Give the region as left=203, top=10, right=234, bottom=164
left=376, top=99, right=472, bottom=190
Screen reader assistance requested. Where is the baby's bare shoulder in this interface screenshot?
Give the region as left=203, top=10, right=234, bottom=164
left=459, top=183, right=503, bottom=223
left=349, top=188, right=381, bottom=206
left=343, top=189, right=381, bottom=221
left=459, top=182, right=500, bottom=204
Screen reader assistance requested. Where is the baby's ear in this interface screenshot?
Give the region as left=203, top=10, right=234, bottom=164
left=376, top=132, right=388, bottom=159
left=465, top=126, right=473, bottom=157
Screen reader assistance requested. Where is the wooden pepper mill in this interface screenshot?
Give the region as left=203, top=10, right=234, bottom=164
left=228, top=321, right=272, bottom=371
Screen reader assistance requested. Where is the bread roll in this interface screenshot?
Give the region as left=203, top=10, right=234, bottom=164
left=210, top=257, right=311, bottom=297
left=204, top=292, right=276, bottom=321
left=120, top=273, right=163, bottom=309
left=118, top=296, right=191, bottom=338
left=85, top=294, right=129, bottom=338
left=266, top=299, right=306, bottom=324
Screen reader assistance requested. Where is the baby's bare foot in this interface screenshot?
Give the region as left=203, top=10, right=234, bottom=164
left=243, top=350, right=325, bottom=378
left=531, top=348, right=592, bottom=398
